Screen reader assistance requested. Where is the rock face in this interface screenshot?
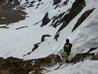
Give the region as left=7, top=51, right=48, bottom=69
left=93, top=53, right=98, bottom=60
left=70, top=53, right=95, bottom=63
left=0, top=54, right=62, bottom=74
left=49, top=0, right=87, bottom=39
left=72, top=8, right=95, bottom=32
left=57, top=0, right=86, bottom=33
left=41, top=13, right=50, bottom=26
left=0, top=8, right=26, bottom=25
left=41, top=34, right=51, bottom=42
left=0, top=57, right=33, bottom=74
left=0, top=0, right=7, bottom=7
left=0, top=69, right=11, bottom=74
left=53, top=0, right=61, bottom=5
left=0, top=0, right=26, bottom=25
left=0, top=49, right=97, bottom=74
left=0, top=0, right=21, bottom=7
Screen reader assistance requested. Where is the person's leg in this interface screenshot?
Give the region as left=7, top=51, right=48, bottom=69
left=62, top=52, right=68, bottom=63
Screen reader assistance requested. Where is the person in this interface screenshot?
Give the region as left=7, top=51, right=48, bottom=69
left=63, top=39, right=72, bottom=61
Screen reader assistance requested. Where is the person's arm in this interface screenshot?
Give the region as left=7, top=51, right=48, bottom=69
left=70, top=43, right=72, bottom=48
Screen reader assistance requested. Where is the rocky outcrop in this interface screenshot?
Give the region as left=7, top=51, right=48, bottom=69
left=93, top=53, right=98, bottom=60
left=0, top=54, right=61, bottom=74
left=0, top=0, right=8, bottom=7
left=0, top=8, right=26, bottom=25
left=63, top=0, right=69, bottom=5
left=69, top=48, right=97, bottom=63
left=50, top=0, right=86, bottom=40
left=0, top=48, right=98, bottom=74
left=53, top=0, right=61, bottom=5
left=41, top=34, right=51, bottom=42
left=72, top=8, right=95, bottom=32
left=23, top=43, right=40, bottom=57
left=27, top=1, right=36, bottom=7
left=50, top=12, right=65, bottom=28
left=0, top=0, right=21, bottom=8
left=0, top=0, right=27, bottom=25
left=16, top=26, right=28, bottom=30
left=54, top=33, right=60, bottom=41
left=57, top=0, right=86, bottom=33
left=70, top=53, right=94, bottom=63
left=41, top=13, right=50, bottom=26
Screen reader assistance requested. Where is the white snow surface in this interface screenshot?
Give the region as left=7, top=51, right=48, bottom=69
left=0, top=0, right=75, bottom=59
left=0, top=0, right=98, bottom=74
left=0, top=0, right=98, bottom=59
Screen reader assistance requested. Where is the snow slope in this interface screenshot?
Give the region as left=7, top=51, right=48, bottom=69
left=0, top=0, right=75, bottom=58
left=0, top=0, right=98, bottom=74
left=47, top=60, right=98, bottom=74
left=0, top=0, right=98, bottom=60
left=0, top=0, right=98, bottom=59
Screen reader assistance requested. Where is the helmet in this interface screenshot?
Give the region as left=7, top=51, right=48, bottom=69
left=66, top=39, right=69, bottom=43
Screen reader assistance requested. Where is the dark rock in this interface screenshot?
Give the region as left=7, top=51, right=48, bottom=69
left=0, top=7, right=26, bottom=25
left=72, top=8, right=95, bottom=31
left=70, top=48, right=97, bottom=63
left=87, top=48, right=97, bottom=53
left=41, top=34, right=51, bottom=42
left=50, top=12, right=65, bottom=28
left=5, top=57, right=23, bottom=67
left=41, top=12, right=50, bottom=26
left=57, top=0, right=86, bottom=33
left=54, top=33, right=59, bottom=41
left=93, top=53, right=98, bottom=60
left=0, top=57, right=7, bottom=69
left=38, top=0, right=41, bottom=2
left=5, top=0, right=21, bottom=8
left=0, top=69, right=12, bottom=74
left=0, top=26, right=9, bottom=29
left=23, top=42, right=41, bottom=56
left=53, top=0, right=61, bottom=5
left=16, top=26, right=28, bottom=30
left=70, top=53, right=94, bottom=63
left=0, top=0, right=8, bottom=7
left=32, top=43, right=41, bottom=51
left=63, top=0, right=69, bottom=5
left=34, top=54, right=61, bottom=67
left=27, top=1, right=35, bottom=7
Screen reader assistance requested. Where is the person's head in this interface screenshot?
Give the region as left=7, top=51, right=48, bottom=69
left=66, top=39, right=69, bottom=43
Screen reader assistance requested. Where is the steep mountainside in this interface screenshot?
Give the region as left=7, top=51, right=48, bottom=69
left=0, top=0, right=98, bottom=74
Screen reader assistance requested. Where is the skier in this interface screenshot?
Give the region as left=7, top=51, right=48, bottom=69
left=63, top=39, right=72, bottom=61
